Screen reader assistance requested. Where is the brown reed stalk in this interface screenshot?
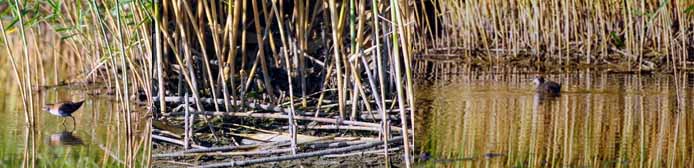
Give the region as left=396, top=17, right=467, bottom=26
left=269, top=0, right=298, bottom=154
left=370, top=0, right=391, bottom=166
left=11, top=0, right=36, bottom=128
left=328, top=0, right=346, bottom=120
left=225, top=0, right=242, bottom=106
left=390, top=1, right=412, bottom=167
left=0, top=5, right=29, bottom=126
left=251, top=0, right=276, bottom=100
left=115, top=0, right=135, bottom=166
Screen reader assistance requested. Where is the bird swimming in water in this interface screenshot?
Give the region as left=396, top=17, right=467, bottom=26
left=43, top=100, right=85, bottom=125
left=533, top=76, right=561, bottom=96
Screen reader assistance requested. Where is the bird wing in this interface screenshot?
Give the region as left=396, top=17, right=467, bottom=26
left=59, top=101, right=85, bottom=113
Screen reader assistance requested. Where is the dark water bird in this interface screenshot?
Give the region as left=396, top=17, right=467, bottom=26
left=418, top=152, right=431, bottom=161
left=43, top=100, right=85, bottom=125
left=483, top=152, right=506, bottom=159
left=533, top=76, right=561, bottom=96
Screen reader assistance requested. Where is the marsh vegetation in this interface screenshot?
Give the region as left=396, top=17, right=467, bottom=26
left=420, top=0, right=693, bottom=72
left=413, top=0, right=693, bottom=167
left=1, top=0, right=692, bottom=167
left=152, top=0, right=417, bottom=167
left=0, top=0, right=152, bottom=167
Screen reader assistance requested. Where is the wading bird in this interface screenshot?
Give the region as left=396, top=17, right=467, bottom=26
left=43, top=100, right=85, bottom=125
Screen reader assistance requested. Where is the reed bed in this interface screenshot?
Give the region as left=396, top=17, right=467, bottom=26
left=153, top=0, right=417, bottom=167
left=420, top=0, right=694, bottom=72
left=0, top=0, right=152, bottom=167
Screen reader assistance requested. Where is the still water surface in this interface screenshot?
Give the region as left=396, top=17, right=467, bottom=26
left=0, top=64, right=144, bottom=167
left=416, top=72, right=693, bottom=167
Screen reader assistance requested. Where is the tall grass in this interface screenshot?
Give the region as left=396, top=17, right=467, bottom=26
left=423, top=0, right=693, bottom=71
left=0, top=0, right=152, bottom=167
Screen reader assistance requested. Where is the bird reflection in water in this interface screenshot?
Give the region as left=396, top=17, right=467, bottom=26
left=49, top=130, right=84, bottom=146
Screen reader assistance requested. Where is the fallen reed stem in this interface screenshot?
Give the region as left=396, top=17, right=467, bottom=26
left=197, top=136, right=403, bottom=168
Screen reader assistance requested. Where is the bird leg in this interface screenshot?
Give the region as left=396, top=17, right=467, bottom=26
left=70, top=116, right=76, bottom=128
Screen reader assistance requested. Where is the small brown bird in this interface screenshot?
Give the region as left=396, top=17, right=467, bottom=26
left=43, top=100, right=85, bottom=124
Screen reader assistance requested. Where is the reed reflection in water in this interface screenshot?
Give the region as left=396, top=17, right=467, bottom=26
left=415, top=72, right=693, bottom=167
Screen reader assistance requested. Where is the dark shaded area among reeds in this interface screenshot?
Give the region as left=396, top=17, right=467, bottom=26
left=152, top=0, right=417, bottom=167
left=417, top=0, right=694, bottom=72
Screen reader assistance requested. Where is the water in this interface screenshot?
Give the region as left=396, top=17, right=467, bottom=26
left=415, top=72, right=693, bottom=167
left=0, top=66, right=145, bottom=167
